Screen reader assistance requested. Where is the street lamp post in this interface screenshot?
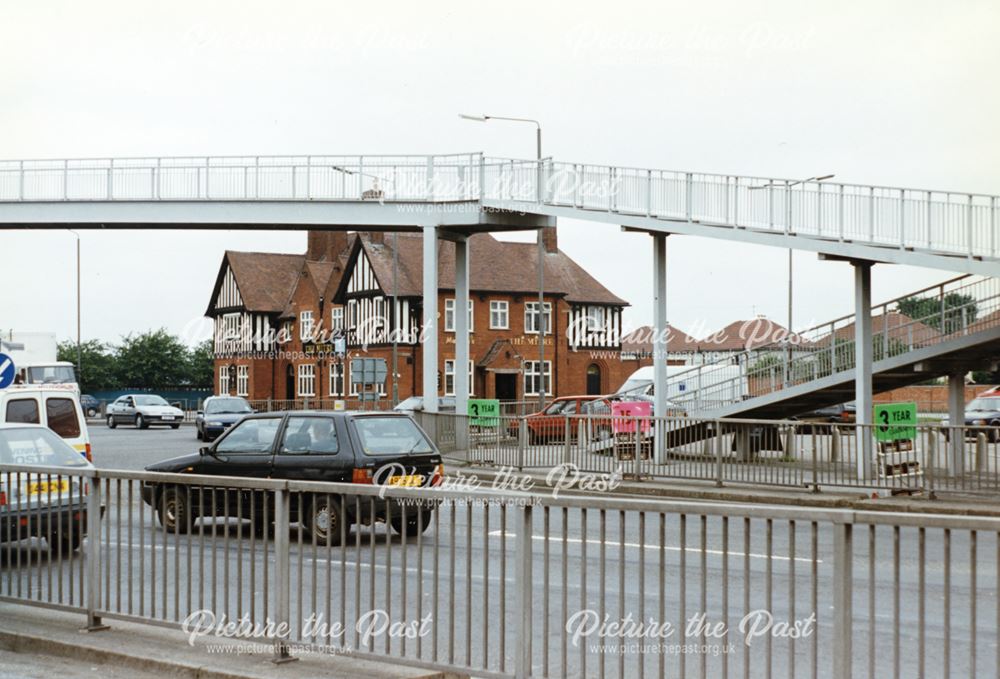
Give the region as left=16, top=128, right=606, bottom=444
left=67, top=229, right=81, bottom=379
left=459, top=113, right=547, bottom=409
left=748, top=174, right=834, bottom=382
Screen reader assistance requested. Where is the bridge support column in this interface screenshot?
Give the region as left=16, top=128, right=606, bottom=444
left=948, top=372, right=966, bottom=475
left=454, top=237, right=470, bottom=451
left=652, top=234, right=668, bottom=463
left=422, top=225, right=439, bottom=414
left=853, top=262, right=874, bottom=480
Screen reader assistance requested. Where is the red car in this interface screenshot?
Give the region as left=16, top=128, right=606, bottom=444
left=509, top=395, right=614, bottom=444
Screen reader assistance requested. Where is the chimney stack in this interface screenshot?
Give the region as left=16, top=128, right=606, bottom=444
left=306, top=230, right=350, bottom=261
left=541, top=226, right=558, bottom=253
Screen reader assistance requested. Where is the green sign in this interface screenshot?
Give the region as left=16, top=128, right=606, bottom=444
left=468, top=398, right=500, bottom=427
left=874, top=402, right=917, bottom=442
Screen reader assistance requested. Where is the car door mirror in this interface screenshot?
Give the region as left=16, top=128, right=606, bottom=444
left=199, top=446, right=211, bottom=455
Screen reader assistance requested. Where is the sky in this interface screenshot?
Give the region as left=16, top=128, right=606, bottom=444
left=2, top=0, right=998, bottom=347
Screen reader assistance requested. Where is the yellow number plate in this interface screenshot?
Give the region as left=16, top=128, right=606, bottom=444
left=28, top=480, right=69, bottom=495
left=388, top=475, right=424, bottom=487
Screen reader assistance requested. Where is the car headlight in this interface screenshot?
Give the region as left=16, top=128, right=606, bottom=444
left=208, top=421, right=224, bottom=426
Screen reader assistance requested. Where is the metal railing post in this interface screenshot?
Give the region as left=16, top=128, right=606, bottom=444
left=685, top=172, right=693, bottom=221
left=517, top=417, right=527, bottom=471
left=714, top=421, right=724, bottom=487
left=563, top=417, right=572, bottom=465
left=85, top=474, right=109, bottom=631
left=832, top=521, right=854, bottom=679
left=272, top=485, right=296, bottom=663
left=515, top=503, right=534, bottom=679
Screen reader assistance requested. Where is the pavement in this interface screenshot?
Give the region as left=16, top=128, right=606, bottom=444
left=0, top=603, right=463, bottom=679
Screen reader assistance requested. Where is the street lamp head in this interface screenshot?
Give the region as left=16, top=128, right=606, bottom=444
left=458, top=113, right=489, bottom=122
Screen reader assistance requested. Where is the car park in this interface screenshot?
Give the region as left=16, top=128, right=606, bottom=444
left=141, top=411, right=443, bottom=543
left=80, top=394, right=100, bottom=418
left=942, top=396, right=1000, bottom=442
left=195, top=395, right=253, bottom=441
left=106, top=394, right=184, bottom=429
left=0, top=385, right=92, bottom=461
left=0, top=423, right=94, bottom=553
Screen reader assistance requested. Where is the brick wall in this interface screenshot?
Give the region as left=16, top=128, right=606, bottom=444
left=874, top=384, right=997, bottom=413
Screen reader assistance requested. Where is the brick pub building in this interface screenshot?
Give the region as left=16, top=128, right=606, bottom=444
left=205, top=229, right=633, bottom=403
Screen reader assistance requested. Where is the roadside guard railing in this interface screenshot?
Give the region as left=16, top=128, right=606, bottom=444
left=1, top=463, right=999, bottom=678
left=421, top=412, right=1000, bottom=496
left=663, top=274, right=1000, bottom=414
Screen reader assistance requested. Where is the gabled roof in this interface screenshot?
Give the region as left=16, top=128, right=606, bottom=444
left=621, top=325, right=699, bottom=353
left=697, top=318, right=810, bottom=352
left=206, top=251, right=305, bottom=315
left=335, top=233, right=628, bottom=306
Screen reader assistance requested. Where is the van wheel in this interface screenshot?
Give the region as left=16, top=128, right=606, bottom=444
left=158, top=487, right=191, bottom=534
left=390, top=509, right=433, bottom=537
left=49, top=530, right=82, bottom=554
left=136, top=414, right=148, bottom=429
left=306, top=496, right=344, bottom=545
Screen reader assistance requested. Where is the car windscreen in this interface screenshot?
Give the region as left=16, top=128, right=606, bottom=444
left=353, top=417, right=434, bottom=456
left=206, top=398, right=252, bottom=414
left=134, top=395, right=169, bottom=406
left=0, top=427, right=89, bottom=467
left=968, top=398, right=1000, bottom=411
left=26, top=366, right=77, bottom=384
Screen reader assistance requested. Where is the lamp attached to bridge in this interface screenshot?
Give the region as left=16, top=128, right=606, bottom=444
left=458, top=114, right=490, bottom=122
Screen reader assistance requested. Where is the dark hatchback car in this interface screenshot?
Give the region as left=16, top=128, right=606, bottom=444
left=196, top=396, right=254, bottom=441
left=141, top=411, right=443, bottom=543
left=943, top=396, right=1000, bottom=442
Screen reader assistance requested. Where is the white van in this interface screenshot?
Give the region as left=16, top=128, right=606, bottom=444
left=617, top=364, right=747, bottom=408
left=0, top=385, right=91, bottom=462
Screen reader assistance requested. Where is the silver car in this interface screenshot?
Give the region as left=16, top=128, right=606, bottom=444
left=106, top=394, right=184, bottom=430
left=0, top=423, right=94, bottom=553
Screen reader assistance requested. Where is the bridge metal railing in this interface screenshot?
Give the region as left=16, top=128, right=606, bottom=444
left=481, top=157, right=1000, bottom=261
left=1, top=463, right=998, bottom=678
left=660, top=274, right=1000, bottom=414
left=0, top=153, right=484, bottom=203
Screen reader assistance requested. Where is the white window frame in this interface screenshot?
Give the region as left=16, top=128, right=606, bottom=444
left=328, top=361, right=344, bottom=397
left=586, top=305, right=606, bottom=332
left=218, top=365, right=230, bottom=394
left=489, top=300, right=509, bottom=329
left=297, top=364, right=316, bottom=397
left=236, top=365, right=249, bottom=397
left=443, top=359, right=474, bottom=396
left=523, top=360, right=553, bottom=396
left=444, top=299, right=474, bottom=333
left=331, top=307, right=344, bottom=330
left=524, top=302, right=553, bottom=335
left=347, top=300, right=358, bottom=328
left=300, top=311, right=314, bottom=341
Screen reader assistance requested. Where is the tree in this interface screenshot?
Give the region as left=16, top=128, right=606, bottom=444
left=185, top=339, right=215, bottom=388
left=896, top=292, right=978, bottom=335
left=114, top=329, right=191, bottom=389
left=57, top=339, right=116, bottom=392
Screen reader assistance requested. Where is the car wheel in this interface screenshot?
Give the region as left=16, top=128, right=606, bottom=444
left=170, top=423, right=180, bottom=430
left=196, top=426, right=203, bottom=441
left=990, top=424, right=1000, bottom=444
left=107, top=415, right=117, bottom=429
left=390, top=508, right=433, bottom=537
left=158, top=487, right=191, bottom=534
left=48, top=529, right=82, bottom=554
left=86, top=408, right=97, bottom=418
left=136, top=414, right=148, bottom=429
left=306, top=495, right=344, bottom=545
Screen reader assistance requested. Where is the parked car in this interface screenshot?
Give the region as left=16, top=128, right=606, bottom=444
left=942, top=396, right=1000, bottom=442
left=141, top=411, right=444, bottom=543
left=509, top=395, right=614, bottom=444
left=196, top=396, right=253, bottom=441
left=79, top=394, right=100, bottom=418
left=791, top=402, right=856, bottom=433
left=0, top=423, right=94, bottom=553
left=393, top=396, right=457, bottom=414
left=0, top=385, right=92, bottom=461
left=106, top=394, right=184, bottom=429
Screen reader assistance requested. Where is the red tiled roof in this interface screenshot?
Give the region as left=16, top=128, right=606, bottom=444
left=351, top=233, right=628, bottom=306
left=219, top=251, right=305, bottom=314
